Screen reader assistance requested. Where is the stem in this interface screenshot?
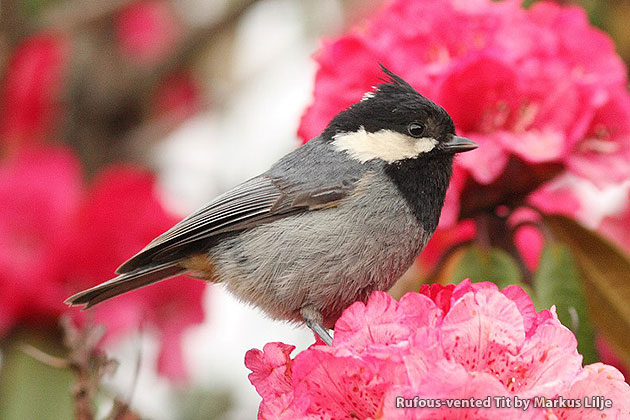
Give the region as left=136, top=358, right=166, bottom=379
left=475, top=213, right=491, bottom=249
left=72, top=366, right=94, bottom=420
left=19, top=344, right=70, bottom=369
left=476, top=212, right=533, bottom=284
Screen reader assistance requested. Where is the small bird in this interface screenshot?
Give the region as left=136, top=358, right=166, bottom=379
left=66, top=66, right=476, bottom=345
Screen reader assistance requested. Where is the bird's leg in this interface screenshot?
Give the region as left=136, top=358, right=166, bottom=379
left=301, top=306, right=333, bottom=346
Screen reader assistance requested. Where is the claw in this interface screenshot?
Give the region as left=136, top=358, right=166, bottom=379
left=301, top=305, right=333, bottom=346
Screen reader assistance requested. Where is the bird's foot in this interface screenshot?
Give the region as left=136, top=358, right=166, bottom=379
left=301, top=306, right=333, bottom=346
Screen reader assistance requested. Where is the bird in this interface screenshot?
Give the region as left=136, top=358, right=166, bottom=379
left=65, top=65, right=477, bottom=345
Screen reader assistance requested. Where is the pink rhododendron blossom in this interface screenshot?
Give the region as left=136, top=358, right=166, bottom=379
left=565, top=90, right=630, bottom=187
left=0, top=33, right=68, bottom=152
left=0, top=145, right=206, bottom=381
left=246, top=281, right=630, bottom=419
left=298, top=0, right=630, bottom=232
left=595, top=336, right=630, bottom=386
left=0, top=147, right=81, bottom=334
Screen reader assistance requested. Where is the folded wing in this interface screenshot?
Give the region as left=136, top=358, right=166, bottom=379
left=117, top=173, right=358, bottom=273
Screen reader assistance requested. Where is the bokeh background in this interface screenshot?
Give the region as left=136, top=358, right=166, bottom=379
left=0, top=0, right=629, bottom=419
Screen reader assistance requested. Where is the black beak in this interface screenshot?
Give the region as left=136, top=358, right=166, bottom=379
left=442, top=135, right=477, bottom=153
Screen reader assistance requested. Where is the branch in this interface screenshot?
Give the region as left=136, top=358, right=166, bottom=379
left=20, top=316, right=144, bottom=420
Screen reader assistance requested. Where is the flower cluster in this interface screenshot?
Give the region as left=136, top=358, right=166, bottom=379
left=0, top=147, right=205, bottom=381
left=0, top=26, right=203, bottom=381
left=0, top=34, right=68, bottom=152
left=246, top=281, right=630, bottom=419
left=296, top=0, right=630, bottom=379
left=299, top=0, right=630, bottom=228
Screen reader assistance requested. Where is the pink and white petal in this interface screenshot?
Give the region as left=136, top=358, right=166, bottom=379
left=502, top=284, right=538, bottom=337
left=397, top=292, right=443, bottom=330
left=513, top=223, right=545, bottom=273
left=292, top=347, right=398, bottom=419
left=553, top=363, right=630, bottom=419
left=507, top=319, right=582, bottom=398
left=333, top=291, right=402, bottom=351
left=382, top=360, right=545, bottom=419
left=499, top=129, right=566, bottom=164
left=456, top=133, right=510, bottom=184
left=441, top=287, right=526, bottom=372
left=419, top=282, right=456, bottom=315
left=528, top=178, right=582, bottom=218
left=334, top=291, right=441, bottom=353
left=402, top=332, right=445, bottom=388
left=565, top=152, right=630, bottom=187
left=451, top=279, right=498, bottom=303
left=449, top=278, right=474, bottom=302
left=245, top=342, right=296, bottom=411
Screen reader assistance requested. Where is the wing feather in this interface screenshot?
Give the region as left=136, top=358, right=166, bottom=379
left=117, top=173, right=358, bottom=273
left=148, top=177, right=278, bottom=245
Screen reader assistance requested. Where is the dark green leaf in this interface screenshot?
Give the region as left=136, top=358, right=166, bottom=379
left=533, top=242, right=597, bottom=364
left=544, top=214, right=630, bottom=363
left=449, top=245, right=529, bottom=292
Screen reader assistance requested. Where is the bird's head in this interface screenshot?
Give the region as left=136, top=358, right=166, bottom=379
left=324, top=65, right=477, bottom=164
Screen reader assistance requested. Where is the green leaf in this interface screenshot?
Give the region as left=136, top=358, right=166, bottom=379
left=544, top=214, right=630, bottom=363
left=0, top=329, right=73, bottom=420
left=449, top=245, right=528, bottom=292
left=533, top=242, right=597, bottom=364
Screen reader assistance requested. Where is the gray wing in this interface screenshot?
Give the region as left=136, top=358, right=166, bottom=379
left=117, top=165, right=361, bottom=273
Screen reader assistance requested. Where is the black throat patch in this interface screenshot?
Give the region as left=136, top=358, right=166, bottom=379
left=384, top=154, right=454, bottom=234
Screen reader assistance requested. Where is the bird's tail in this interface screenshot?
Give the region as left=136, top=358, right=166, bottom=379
left=65, top=263, right=186, bottom=309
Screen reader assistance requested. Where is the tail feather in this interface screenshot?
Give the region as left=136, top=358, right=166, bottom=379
left=65, top=263, right=186, bottom=309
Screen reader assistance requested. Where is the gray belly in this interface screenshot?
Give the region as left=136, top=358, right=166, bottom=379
left=210, top=178, right=430, bottom=327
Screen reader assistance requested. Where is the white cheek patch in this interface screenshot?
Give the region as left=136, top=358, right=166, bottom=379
left=333, top=127, right=438, bottom=163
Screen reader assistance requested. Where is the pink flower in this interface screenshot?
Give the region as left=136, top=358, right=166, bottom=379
left=595, top=336, right=630, bottom=385
left=115, top=0, right=181, bottom=65
left=598, top=203, right=630, bottom=254
left=565, top=90, right=630, bottom=187
left=0, top=149, right=206, bottom=381
left=246, top=281, right=630, bottom=419
left=62, top=166, right=206, bottom=382
left=298, top=0, right=630, bottom=228
left=0, top=147, right=82, bottom=335
left=554, top=363, right=630, bottom=420
left=0, top=33, right=68, bottom=152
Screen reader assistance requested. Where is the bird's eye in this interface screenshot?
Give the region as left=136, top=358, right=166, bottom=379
left=407, top=122, right=425, bottom=137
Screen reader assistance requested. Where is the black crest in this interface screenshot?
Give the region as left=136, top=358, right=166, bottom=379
left=322, top=65, right=455, bottom=141
left=375, top=64, right=420, bottom=98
